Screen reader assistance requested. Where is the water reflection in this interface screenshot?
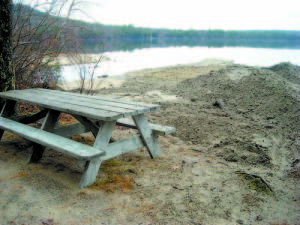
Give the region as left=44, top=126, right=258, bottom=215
left=82, top=38, right=300, bottom=54
left=61, top=46, right=300, bottom=81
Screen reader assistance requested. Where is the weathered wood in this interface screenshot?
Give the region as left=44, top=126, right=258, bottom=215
left=53, top=123, right=89, bottom=137
left=0, top=100, right=16, bottom=140
left=0, top=91, right=122, bottom=121
left=29, top=109, right=61, bottom=163
left=10, top=109, right=48, bottom=124
left=93, top=121, right=116, bottom=149
left=132, top=114, right=161, bottom=158
left=31, top=89, right=155, bottom=114
left=151, top=124, right=176, bottom=135
left=0, top=117, right=105, bottom=159
left=0, top=100, right=16, bottom=117
left=35, top=88, right=160, bottom=111
left=22, top=91, right=137, bottom=116
left=80, top=120, right=116, bottom=188
left=41, top=109, right=61, bottom=132
left=73, top=115, right=99, bottom=137
left=117, top=118, right=176, bottom=135
left=102, top=135, right=144, bottom=160
left=79, top=157, right=102, bottom=188
left=0, top=89, right=160, bottom=120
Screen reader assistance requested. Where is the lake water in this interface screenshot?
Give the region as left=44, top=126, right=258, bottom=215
left=61, top=46, right=300, bottom=81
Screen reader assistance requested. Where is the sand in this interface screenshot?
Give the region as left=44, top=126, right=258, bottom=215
left=0, top=59, right=299, bottom=225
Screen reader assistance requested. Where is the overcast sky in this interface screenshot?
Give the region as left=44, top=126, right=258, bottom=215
left=22, top=0, right=300, bottom=30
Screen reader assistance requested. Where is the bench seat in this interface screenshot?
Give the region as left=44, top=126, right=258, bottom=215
left=0, top=117, right=105, bottom=160
left=117, top=118, right=176, bottom=135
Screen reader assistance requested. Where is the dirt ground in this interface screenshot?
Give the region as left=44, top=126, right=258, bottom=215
left=0, top=59, right=299, bottom=225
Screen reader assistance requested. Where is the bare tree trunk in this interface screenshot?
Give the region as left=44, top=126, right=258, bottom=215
left=0, top=0, right=14, bottom=93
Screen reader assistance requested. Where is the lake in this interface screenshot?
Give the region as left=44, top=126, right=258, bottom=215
left=61, top=45, right=300, bottom=81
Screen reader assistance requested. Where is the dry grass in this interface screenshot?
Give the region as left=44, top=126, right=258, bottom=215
left=10, top=171, right=28, bottom=179
left=89, top=155, right=144, bottom=192
left=90, top=174, right=135, bottom=192
left=242, top=193, right=264, bottom=208
left=0, top=170, right=29, bottom=182
left=17, top=102, right=40, bottom=115
left=59, top=113, right=78, bottom=126
left=71, top=135, right=95, bottom=146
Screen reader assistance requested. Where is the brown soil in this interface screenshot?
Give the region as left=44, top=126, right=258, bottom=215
left=0, top=59, right=299, bottom=224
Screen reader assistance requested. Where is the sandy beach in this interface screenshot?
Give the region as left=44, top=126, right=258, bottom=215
left=0, top=58, right=299, bottom=224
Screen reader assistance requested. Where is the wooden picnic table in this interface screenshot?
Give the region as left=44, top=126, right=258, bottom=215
left=0, top=88, right=175, bottom=188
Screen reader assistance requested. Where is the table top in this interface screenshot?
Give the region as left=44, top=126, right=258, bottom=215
left=0, top=89, right=160, bottom=121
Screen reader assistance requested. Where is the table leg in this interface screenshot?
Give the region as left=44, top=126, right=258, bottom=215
left=80, top=120, right=116, bottom=188
left=73, top=115, right=99, bottom=137
left=73, top=116, right=116, bottom=143
left=28, top=109, right=61, bottom=163
left=0, top=100, right=16, bottom=140
left=132, top=114, right=161, bottom=158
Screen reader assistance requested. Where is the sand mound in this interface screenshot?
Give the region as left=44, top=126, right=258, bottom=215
left=148, top=63, right=299, bottom=173
left=266, top=62, right=300, bottom=84
left=163, top=63, right=299, bottom=143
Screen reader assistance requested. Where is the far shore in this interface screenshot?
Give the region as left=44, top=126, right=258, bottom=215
left=47, top=54, right=111, bottom=66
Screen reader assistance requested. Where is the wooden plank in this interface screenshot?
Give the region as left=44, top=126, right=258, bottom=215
left=73, top=115, right=99, bottom=137
left=116, top=118, right=137, bottom=129
left=101, top=135, right=144, bottom=160
left=0, top=91, right=122, bottom=121
left=0, top=100, right=16, bottom=117
left=132, top=114, right=161, bottom=158
left=80, top=120, right=116, bottom=188
left=21, top=89, right=142, bottom=116
left=0, top=100, right=16, bottom=140
left=41, top=109, right=60, bottom=132
left=117, top=118, right=176, bottom=135
left=21, top=89, right=155, bottom=112
left=33, top=89, right=160, bottom=112
left=35, top=88, right=160, bottom=111
left=53, top=123, right=89, bottom=137
left=93, top=120, right=116, bottom=149
left=0, top=91, right=130, bottom=118
left=0, top=117, right=105, bottom=159
left=8, top=109, right=48, bottom=124
left=79, top=158, right=102, bottom=188
left=29, top=109, right=61, bottom=163
left=151, top=124, right=176, bottom=135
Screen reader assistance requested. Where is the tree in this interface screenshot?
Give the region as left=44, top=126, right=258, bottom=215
left=12, top=0, right=81, bottom=89
left=0, top=0, right=14, bottom=92
left=2, top=0, right=100, bottom=93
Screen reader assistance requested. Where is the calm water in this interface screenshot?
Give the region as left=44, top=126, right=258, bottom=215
left=61, top=46, right=300, bottom=81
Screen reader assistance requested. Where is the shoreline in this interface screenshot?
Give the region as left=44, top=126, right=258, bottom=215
left=58, top=58, right=235, bottom=91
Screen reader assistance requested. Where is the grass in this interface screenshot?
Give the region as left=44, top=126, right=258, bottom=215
left=242, top=193, right=264, bottom=208
left=59, top=113, right=78, bottom=126
left=71, top=135, right=94, bottom=146
left=90, top=174, right=135, bottom=192
left=0, top=170, right=29, bottom=182
left=17, top=102, right=40, bottom=115
left=89, top=155, right=144, bottom=192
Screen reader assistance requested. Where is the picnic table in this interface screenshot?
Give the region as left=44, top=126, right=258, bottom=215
left=0, top=88, right=175, bottom=188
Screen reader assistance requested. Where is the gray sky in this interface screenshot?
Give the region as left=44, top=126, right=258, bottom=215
left=22, top=0, right=300, bottom=30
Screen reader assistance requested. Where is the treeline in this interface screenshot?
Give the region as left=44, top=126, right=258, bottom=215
left=16, top=3, right=300, bottom=46
left=76, top=22, right=300, bottom=42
